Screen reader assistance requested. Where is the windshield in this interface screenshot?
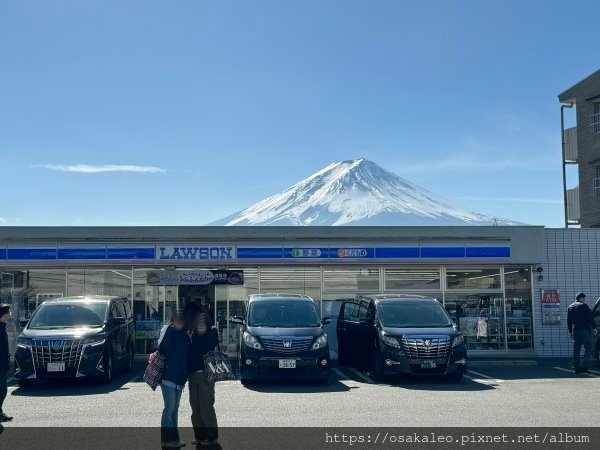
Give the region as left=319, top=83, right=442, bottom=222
left=248, top=300, right=320, bottom=327
left=28, top=302, right=108, bottom=329
left=379, top=301, right=453, bottom=328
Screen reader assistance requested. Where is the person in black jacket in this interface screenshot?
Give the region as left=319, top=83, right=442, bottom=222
left=158, top=312, right=190, bottom=448
left=0, top=305, right=13, bottom=423
left=188, top=313, right=219, bottom=449
left=567, top=292, right=598, bottom=374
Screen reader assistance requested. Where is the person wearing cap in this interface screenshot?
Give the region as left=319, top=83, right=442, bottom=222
left=567, top=292, right=598, bottom=374
left=0, top=305, right=13, bottom=423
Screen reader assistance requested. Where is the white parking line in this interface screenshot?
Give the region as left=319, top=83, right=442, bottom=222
left=553, top=366, right=600, bottom=377
left=347, top=368, right=374, bottom=384
left=332, top=368, right=350, bottom=381
left=467, top=369, right=504, bottom=383
left=464, top=374, right=501, bottom=385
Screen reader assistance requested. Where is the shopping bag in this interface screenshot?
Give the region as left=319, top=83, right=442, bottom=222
left=143, top=351, right=166, bottom=390
left=203, top=347, right=236, bottom=383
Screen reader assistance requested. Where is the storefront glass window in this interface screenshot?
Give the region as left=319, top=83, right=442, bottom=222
left=444, top=293, right=505, bottom=351
left=67, top=268, right=132, bottom=297
left=504, top=266, right=533, bottom=350
left=446, top=268, right=501, bottom=290
left=384, top=267, right=441, bottom=290
left=132, top=268, right=165, bottom=354
left=323, top=267, right=380, bottom=292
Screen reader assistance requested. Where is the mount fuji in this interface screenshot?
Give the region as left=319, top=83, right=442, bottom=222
left=209, top=159, right=521, bottom=226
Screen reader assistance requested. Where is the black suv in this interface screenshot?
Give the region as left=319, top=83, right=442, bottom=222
left=337, top=295, right=467, bottom=381
left=14, top=296, right=135, bottom=387
left=230, top=294, right=331, bottom=384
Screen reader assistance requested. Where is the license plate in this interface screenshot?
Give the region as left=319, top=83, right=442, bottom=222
left=278, top=359, right=296, bottom=369
left=47, top=362, right=65, bottom=372
left=420, top=360, right=436, bottom=369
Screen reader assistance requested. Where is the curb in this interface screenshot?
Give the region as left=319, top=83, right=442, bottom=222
left=469, top=360, right=538, bottom=367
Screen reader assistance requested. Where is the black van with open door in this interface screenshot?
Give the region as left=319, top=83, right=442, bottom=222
left=337, top=295, right=467, bottom=381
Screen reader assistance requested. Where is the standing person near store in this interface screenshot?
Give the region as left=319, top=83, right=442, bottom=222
left=158, top=312, right=190, bottom=448
left=567, top=292, right=598, bottom=374
left=0, top=305, right=13, bottom=423
left=188, top=313, right=220, bottom=449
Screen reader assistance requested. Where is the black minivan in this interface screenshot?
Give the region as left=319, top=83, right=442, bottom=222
left=230, top=294, right=331, bottom=384
left=337, top=295, right=467, bottom=381
left=14, top=295, right=135, bottom=387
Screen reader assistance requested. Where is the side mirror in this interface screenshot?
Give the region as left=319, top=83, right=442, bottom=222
left=19, top=319, right=29, bottom=328
left=321, top=318, right=332, bottom=326
left=230, top=316, right=244, bottom=325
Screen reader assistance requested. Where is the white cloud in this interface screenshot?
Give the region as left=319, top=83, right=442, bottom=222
left=0, top=217, right=6, bottom=223
left=458, top=196, right=562, bottom=205
left=33, top=164, right=166, bottom=174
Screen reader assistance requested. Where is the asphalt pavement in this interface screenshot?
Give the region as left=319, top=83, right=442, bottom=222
left=2, top=358, right=600, bottom=429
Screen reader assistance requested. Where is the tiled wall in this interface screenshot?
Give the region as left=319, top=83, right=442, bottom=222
left=536, top=229, right=600, bottom=356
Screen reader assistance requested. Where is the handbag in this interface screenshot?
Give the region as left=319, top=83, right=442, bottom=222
left=143, top=351, right=166, bottom=391
left=203, top=344, right=236, bottom=383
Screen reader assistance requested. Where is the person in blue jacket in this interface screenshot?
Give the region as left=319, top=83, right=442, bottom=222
left=158, top=312, right=190, bottom=448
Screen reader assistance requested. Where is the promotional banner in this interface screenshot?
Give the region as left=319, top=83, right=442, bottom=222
left=146, top=270, right=244, bottom=286
left=541, top=289, right=560, bottom=325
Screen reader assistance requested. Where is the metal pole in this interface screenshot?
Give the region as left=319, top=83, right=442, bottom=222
left=561, top=103, right=574, bottom=228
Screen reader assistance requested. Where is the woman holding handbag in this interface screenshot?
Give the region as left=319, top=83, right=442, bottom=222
left=158, top=312, right=190, bottom=449
left=188, top=313, right=220, bottom=448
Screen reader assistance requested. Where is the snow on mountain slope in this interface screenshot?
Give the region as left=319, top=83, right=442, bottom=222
left=209, top=159, right=521, bottom=226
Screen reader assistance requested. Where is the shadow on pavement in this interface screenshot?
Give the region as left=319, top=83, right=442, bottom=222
left=379, top=374, right=497, bottom=391
left=9, top=363, right=146, bottom=397
left=240, top=377, right=354, bottom=393
left=465, top=358, right=600, bottom=381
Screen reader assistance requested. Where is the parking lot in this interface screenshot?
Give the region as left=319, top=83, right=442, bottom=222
left=2, top=358, right=600, bottom=429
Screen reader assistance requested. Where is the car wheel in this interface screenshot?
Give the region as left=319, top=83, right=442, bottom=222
left=447, top=372, right=463, bottom=382
left=371, top=353, right=385, bottom=381
left=124, top=345, right=134, bottom=372
left=18, top=379, right=35, bottom=388
left=102, top=351, right=114, bottom=384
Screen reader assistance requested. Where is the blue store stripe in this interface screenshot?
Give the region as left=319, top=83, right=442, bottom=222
left=466, top=247, right=511, bottom=258
left=0, top=248, right=5, bottom=260
left=237, top=247, right=283, bottom=259
left=58, top=248, right=107, bottom=260
left=107, top=247, right=155, bottom=259
left=420, top=247, right=466, bottom=258
left=7, top=248, right=57, bottom=260
left=375, top=247, right=420, bottom=259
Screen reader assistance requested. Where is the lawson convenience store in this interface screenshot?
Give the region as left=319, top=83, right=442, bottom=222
left=0, top=226, right=545, bottom=357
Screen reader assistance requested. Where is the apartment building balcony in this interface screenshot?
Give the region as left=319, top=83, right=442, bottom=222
left=567, top=186, right=580, bottom=222
left=563, top=126, right=578, bottom=162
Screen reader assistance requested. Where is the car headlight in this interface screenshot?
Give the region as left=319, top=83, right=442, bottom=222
left=84, top=335, right=106, bottom=346
left=381, top=335, right=402, bottom=349
left=17, top=337, right=33, bottom=348
left=242, top=332, right=263, bottom=350
left=312, top=334, right=328, bottom=350
left=452, top=334, right=465, bottom=348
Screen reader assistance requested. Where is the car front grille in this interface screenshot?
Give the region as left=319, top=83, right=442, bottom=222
left=32, top=339, right=84, bottom=369
left=260, top=337, right=314, bottom=354
left=401, top=336, right=450, bottom=359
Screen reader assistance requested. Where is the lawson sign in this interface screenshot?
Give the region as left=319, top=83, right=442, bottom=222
left=157, top=245, right=234, bottom=261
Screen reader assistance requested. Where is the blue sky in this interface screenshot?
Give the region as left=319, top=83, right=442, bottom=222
left=0, top=0, right=596, bottom=227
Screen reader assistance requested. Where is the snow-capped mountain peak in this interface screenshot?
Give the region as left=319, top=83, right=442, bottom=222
left=209, top=159, right=519, bottom=226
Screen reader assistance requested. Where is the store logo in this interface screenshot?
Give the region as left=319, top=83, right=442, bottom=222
left=337, top=248, right=368, bottom=258
left=290, top=248, right=322, bottom=258
left=158, top=246, right=233, bottom=260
